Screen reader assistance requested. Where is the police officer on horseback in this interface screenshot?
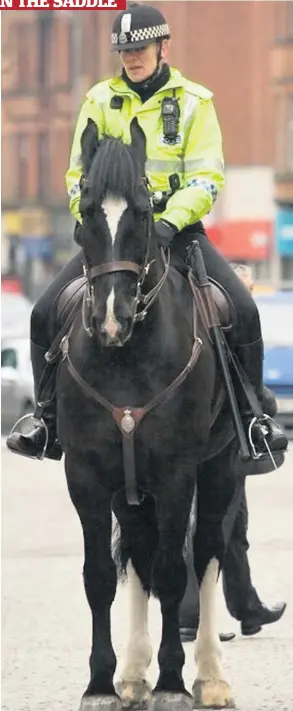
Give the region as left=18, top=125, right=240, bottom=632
left=6, top=2, right=288, bottom=463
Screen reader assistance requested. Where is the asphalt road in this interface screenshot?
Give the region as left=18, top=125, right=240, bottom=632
left=1, top=442, right=293, bottom=711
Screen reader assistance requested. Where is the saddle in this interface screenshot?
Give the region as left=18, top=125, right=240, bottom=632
left=56, top=276, right=87, bottom=325
left=56, top=274, right=234, bottom=335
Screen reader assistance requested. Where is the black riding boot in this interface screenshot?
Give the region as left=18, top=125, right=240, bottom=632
left=237, top=339, right=288, bottom=455
left=6, top=342, right=62, bottom=461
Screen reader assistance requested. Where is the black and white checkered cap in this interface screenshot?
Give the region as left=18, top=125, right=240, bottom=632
left=111, top=4, right=171, bottom=51
left=112, top=23, right=170, bottom=49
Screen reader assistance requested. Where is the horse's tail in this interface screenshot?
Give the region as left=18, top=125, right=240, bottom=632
left=112, top=491, right=197, bottom=591
left=111, top=493, right=159, bottom=592
left=183, top=489, right=197, bottom=560
left=111, top=514, right=127, bottom=584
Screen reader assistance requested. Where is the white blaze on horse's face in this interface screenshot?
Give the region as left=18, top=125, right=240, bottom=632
left=101, top=195, right=128, bottom=339
left=102, top=194, right=128, bottom=247
left=103, top=288, right=119, bottom=340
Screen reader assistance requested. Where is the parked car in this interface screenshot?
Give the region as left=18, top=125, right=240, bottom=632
left=1, top=336, right=35, bottom=434
left=1, top=292, right=32, bottom=339
left=255, top=290, right=293, bottom=436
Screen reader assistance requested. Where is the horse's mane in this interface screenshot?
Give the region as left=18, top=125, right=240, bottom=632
left=86, top=135, right=141, bottom=207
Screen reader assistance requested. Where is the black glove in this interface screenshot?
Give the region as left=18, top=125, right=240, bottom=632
left=155, top=219, right=177, bottom=248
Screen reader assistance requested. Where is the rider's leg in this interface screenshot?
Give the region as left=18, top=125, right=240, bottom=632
left=170, top=225, right=287, bottom=454
left=6, top=251, right=84, bottom=460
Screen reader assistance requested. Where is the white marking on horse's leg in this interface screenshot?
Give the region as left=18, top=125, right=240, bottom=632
left=102, top=195, right=127, bottom=245
left=195, top=557, right=225, bottom=680
left=121, top=561, right=152, bottom=682
left=102, top=287, right=120, bottom=339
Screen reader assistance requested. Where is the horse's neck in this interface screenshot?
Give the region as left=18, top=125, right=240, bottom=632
left=136, top=256, right=192, bottom=357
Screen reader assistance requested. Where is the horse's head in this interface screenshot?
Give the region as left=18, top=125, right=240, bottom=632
left=79, top=118, right=153, bottom=347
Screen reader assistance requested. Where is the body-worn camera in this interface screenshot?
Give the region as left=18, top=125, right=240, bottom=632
left=161, top=95, right=180, bottom=142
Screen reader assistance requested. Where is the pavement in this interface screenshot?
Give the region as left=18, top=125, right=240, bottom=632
left=1, top=441, right=293, bottom=711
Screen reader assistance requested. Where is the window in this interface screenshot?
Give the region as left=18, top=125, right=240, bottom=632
left=275, top=1, right=293, bottom=42
left=288, top=94, right=293, bottom=173
left=38, top=131, right=49, bottom=200
left=15, top=23, right=31, bottom=89
left=16, top=134, right=29, bottom=200
left=38, top=13, right=52, bottom=88
left=68, top=18, right=83, bottom=92
left=275, top=93, right=293, bottom=175
left=1, top=348, right=18, bottom=369
left=289, top=1, right=293, bottom=40
left=281, top=256, right=293, bottom=282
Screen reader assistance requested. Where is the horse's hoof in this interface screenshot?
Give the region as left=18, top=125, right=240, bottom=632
left=192, top=680, right=235, bottom=709
left=79, top=695, right=122, bottom=711
left=116, top=680, right=152, bottom=709
left=153, top=692, right=193, bottom=711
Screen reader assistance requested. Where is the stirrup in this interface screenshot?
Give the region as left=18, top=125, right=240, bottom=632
left=248, top=414, right=279, bottom=470
left=8, top=414, right=49, bottom=462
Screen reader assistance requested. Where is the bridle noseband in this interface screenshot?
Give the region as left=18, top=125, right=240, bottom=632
left=82, top=212, right=170, bottom=337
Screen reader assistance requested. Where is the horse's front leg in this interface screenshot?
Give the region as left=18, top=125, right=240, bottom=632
left=152, top=463, right=195, bottom=711
left=65, top=451, right=122, bottom=711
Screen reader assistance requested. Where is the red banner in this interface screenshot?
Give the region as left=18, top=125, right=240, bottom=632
left=207, top=220, right=272, bottom=261
left=0, top=0, right=126, bottom=9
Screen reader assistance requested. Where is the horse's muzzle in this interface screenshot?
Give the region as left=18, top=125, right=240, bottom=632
left=93, top=316, right=134, bottom=348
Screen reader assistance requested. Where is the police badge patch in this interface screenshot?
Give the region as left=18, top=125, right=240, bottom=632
left=119, top=32, right=128, bottom=44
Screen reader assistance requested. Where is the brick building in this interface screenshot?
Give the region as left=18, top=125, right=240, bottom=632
left=271, top=0, right=293, bottom=283
left=1, top=2, right=278, bottom=286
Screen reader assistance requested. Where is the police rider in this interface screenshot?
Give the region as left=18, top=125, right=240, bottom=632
left=7, top=3, right=288, bottom=461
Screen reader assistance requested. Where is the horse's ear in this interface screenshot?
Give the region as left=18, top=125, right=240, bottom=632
left=130, top=117, right=147, bottom=176
left=80, top=118, right=99, bottom=175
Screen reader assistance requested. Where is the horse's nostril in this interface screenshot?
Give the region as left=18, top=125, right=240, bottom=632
left=101, top=315, right=121, bottom=340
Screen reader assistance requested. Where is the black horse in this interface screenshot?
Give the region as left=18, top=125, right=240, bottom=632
left=56, top=118, right=238, bottom=711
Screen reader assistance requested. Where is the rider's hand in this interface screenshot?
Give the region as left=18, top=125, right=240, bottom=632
left=155, top=219, right=177, bottom=248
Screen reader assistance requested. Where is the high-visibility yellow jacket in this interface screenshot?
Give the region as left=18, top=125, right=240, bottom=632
left=65, top=67, right=224, bottom=232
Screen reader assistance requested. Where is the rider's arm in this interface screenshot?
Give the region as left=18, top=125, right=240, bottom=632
left=161, top=97, right=225, bottom=232
left=65, top=96, right=105, bottom=224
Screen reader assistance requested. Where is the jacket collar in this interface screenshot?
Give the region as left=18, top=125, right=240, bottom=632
left=109, top=68, right=184, bottom=98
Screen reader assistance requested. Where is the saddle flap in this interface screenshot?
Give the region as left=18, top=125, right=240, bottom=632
left=56, top=276, right=86, bottom=326
left=209, top=279, right=234, bottom=330
left=191, top=278, right=234, bottom=336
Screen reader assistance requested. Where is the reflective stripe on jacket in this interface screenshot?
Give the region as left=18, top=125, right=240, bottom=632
left=65, top=67, right=225, bottom=231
